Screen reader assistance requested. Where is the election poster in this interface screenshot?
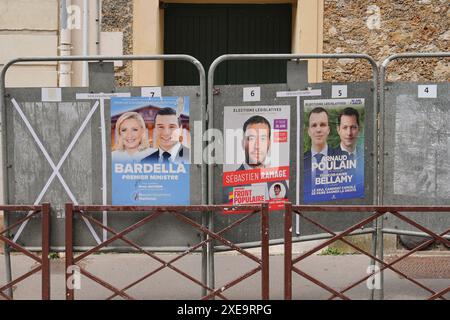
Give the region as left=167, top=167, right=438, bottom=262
left=111, top=96, right=190, bottom=205
left=223, top=105, right=290, bottom=211
left=303, top=98, right=365, bottom=203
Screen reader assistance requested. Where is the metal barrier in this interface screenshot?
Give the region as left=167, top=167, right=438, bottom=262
left=0, top=55, right=206, bottom=247
left=0, top=203, right=50, bottom=300
left=207, top=53, right=379, bottom=292
left=379, top=52, right=450, bottom=205
left=284, top=203, right=450, bottom=300
left=0, top=54, right=208, bottom=294
left=65, top=203, right=269, bottom=300
left=378, top=52, right=450, bottom=299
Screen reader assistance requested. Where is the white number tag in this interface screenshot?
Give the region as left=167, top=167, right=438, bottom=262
left=243, top=87, right=261, bottom=102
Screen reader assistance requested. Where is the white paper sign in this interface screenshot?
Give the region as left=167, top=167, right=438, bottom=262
left=41, top=88, right=62, bottom=102
left=332, top=85, right=348, bottom=98
left=276, top=89, right=322, bottom=98
left=243, top=87, right=261, bottom=102
left=75, top=92, right=131, bottom=100
left=418, top=85, right=437, bottom=98
left=141, top=87, right=162, bottom=98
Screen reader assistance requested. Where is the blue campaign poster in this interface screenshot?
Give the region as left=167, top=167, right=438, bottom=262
left=111, top=96, right=190, bottom=205
left=303, top=98, right=365, bottom=203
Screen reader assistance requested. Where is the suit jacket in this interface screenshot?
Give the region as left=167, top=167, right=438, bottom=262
left=333, top=145, right=364, bottom=184
left=303, top=147, right=337, bottom=200
left=142, top=145, right=190, bottom=164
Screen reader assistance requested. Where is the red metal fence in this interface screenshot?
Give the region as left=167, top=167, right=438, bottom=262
left=65, top=203, right=269, bottom=300
left=284, top=203, right=450, bottom=300
left=0, top=203, right=50, bottom=300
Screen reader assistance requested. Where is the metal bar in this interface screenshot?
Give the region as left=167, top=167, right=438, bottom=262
left=3, top=209, right=12, bottom=298
left=41, top=203, right=51, bottom=300
left=292, top=266, right=350, bottom=300
left=390, top=211, right=450, bottom=247
left=79, top=268, right=134, bottom=300
left=201, top=212, right=207, bottom=297
left=0, top=265, right=42, bottom=295
left=292, top=205, right=450, bottom=212
left=106, top=255, right=226, bottom=301
left=284, top=202, right=293, bottom=300
left=65, top=203, right=74, bottom=300
left=292, top=211, right=384, bottom=264
left=382, top=228, right=450, bottom=239
left=173, top=212, right=262, bottom=264
left=0, top=54, right=207, bottom=298
left=0, top=233, right=42, bottom=263
left=84, top=215, right=227, bottom=300
left=73, top=204, right=262, bottom=212
left=24, top=228, right=374, bottom=252
left=332, top=226, right=450, bottom=300
left=74, top=211, right=163, bottom=262
left=261, top=203, right=269, bottom=300
left=215, top=230, right=374, bottom=251
left=377, top=214, right=384, bottom=300
left=73, top=207, right=254, bottom=300
left=0, top=290, right=11, bottom=300
left=202, top=266, right=261, bottom=300
left=369, top=217, right=378, bottom=300
left=0, top=206, right=43, bottom=211
left=207, top=53, right=378, bottom=300
left=297, top=213, right=442, bottom=300
left=0, top=210, right=40, bottom=235
left=428, top=286, right=450, bottom=300
left=378, top=52, right=450, bottom=205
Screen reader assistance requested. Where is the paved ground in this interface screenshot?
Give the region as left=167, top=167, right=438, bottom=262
left=1, top=243, right=449, bottom=300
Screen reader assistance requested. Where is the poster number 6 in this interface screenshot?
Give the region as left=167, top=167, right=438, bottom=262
left=243, top=87, right=260, bottom=102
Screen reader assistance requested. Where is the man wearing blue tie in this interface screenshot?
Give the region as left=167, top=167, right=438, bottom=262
left=142, top=107, right=190, bottom=164
left=304, top=107, right=333, bottom=202
left=335, top=107, right=364, bottom=198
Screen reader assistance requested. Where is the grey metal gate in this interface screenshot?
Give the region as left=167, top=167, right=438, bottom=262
left=0, top=55, right=207, bottom=250
left=380, top=52, right=450, bottom=236
left=207, top=53, right=379, bottom=292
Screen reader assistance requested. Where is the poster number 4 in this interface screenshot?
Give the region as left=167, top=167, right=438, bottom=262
left=418, top=85, right=437, bottom=98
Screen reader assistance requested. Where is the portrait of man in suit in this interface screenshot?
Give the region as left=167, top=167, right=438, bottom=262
left=336, top=107, right=361, bottom=159
left=303, top=99, right=365, bottom=203
left=334, top=106, right=364, bottom=195
left=237, top=115, right=272, bottom=171
left=304, top=107, right=333, bottom=197
left=142, top=107, right=190, bottom=164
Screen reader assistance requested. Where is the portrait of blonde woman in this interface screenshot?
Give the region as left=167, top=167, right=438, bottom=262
left=112, top=112, right=154, bottom=162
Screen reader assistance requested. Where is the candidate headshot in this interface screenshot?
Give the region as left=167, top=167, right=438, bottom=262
left=337, top=107, right=360, bottom=154
left=238, top=115, right=271, bottom=170
left=142, top=107, right=190, bottom=163
left=307, top=107, right=330, bottom=154
left=112, top=112, right=151, bottom=161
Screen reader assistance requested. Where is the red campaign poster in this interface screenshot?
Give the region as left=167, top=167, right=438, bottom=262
left=222, top=105, right=290, bottom=213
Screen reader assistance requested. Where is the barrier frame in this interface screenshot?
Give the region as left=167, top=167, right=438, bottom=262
left=0, top=54, right=207, bottom=294
left=65, top=203, right=269, bottom=300
left=284, top=203, right=450, bottom=300
left=379, top=52, right=450, bottom=299
left=0, top=203, right=50, bottom=300
left=207, top=53, right=379, bottom=292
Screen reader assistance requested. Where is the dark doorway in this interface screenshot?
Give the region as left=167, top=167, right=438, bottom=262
left=164, top=4, right=292, bottom=85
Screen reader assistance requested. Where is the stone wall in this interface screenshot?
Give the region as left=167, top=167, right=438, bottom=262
left=323, top=0, right=449, bottom=82
left=101, top=1, right=449, bottom=84
left=102, top=0, right=133, bottom=86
